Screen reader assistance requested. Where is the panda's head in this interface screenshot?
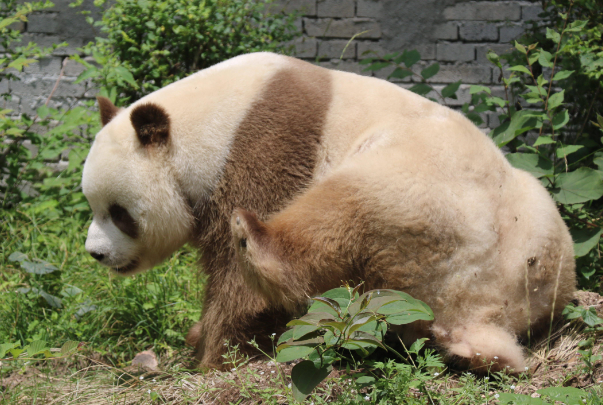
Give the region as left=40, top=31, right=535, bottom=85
left=82, top=97, right=194, bottom=275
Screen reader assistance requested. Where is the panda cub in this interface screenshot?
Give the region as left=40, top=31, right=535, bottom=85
left=82, top=52, right=576, bottom=371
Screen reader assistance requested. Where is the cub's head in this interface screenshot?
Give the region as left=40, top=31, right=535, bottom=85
left=82, top=97, right=193, bottom=275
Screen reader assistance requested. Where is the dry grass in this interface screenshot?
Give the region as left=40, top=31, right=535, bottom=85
left=2, top=291, right=602, bottom=404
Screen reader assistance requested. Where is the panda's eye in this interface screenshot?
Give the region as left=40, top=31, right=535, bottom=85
left=239, top=238, right=247, bottom=249
left=109, top=204, right=138, bottom=239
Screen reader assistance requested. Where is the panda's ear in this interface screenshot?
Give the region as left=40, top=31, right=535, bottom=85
left=130, top=102, right=170, bottom=147
left=97, top=96, right=120, bottom=127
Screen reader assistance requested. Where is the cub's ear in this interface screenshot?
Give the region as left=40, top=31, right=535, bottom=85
left=130, top=102, right=170, bottom=147
left=231, top=208, right=269, bottom=247
left=97, top=96, right=121, bottom=126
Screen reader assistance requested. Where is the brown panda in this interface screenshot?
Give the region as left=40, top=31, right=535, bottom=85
left=82, top=52, right=575, bottom=371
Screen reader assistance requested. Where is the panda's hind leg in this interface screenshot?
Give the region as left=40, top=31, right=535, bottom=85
left=432, top=323, right=525, bottom=373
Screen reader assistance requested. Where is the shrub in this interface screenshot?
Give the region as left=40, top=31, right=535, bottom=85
left=73, top=0, right=298, bottom=104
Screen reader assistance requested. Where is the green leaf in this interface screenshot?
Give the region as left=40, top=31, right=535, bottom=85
left=514, top=41, right=527, bottom=55
left=362, top=62, right=391, bottom=72
left=470, top=85, right=491, bottom=95
left=74, top=66, right=98, bottom=84
left=293, top=325, right=321, bottom=340
left=507, top=65, right=531, bottom=75
left=60, top=341, right=80, bottom=356
left=290, top=360, right=332, bottom=402
left=21, top=260, right=58, bottom=274
left=0, top=343, right=18, bottom=359
left=551, top=109, right=569, bottom=130
left=347, top=314, right=379, bottom=335
left=39, top=290, right=62, bottom=308
left=386, top=309, right=434, bottom=325
left=506, top=153, right=553, bottom=178
left=581, top=307, right=603, bottom=327
left=547, top=90, right=564, bottom=110
left=486, top=51, right=502, bottom=68
left=27, top=340, right=48, bottom=357
left=8, top=252, right=28, bottom=262
left=552, top=167, right=603, bottom=204
left=276, top=345, right=316, bottom=363
left=114, top=66, right=138, bottom=88
left=571, top=227, right=603, bottom=257
left=555, top=144, right=584, bottom=159
left=401, top=50, right=421, bottom=67
left=409, top=83, right=432, bottom=96
left=546, top=27, right=561, bottom=43
left=552, top=70, right=574, bottom=81
left=538, top=50, right=553, bottom=68
left=420, top=63, right=439, bottom=80
left=493, top=111, right=539, bottom=147
left=388, top=67, right=413, bottom=80
left=442, top=81, right=461, bottom=99
left=533, top=136, right=555, bottom=146
left=498, top=392, right=547, bottom=404
left=537, top=387, right=587, bottom=404
left=311, top=297, right=341, bottom=316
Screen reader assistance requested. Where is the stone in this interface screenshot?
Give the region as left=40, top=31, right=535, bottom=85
left=443, top=2, right=521, bottom=21
left=475, top=43, right=514, bottom=64
left=459, top=22, right=499, bottom=42
left=522, top=4, right=544, bottom=21
left=426, top=64, right=492, bottom=84
left=63, top=58, right=87, bottom=77
left=318, top=40, right=356, bottom=59
left=357, top=0, right=382, bottom=18
left=317, top=0, right=355, bottom=18
left=289, top=37, right=317, bottom=58
left=271, top=0, right=316, bottom=16
left=434, top=22, right=458, bottom=40
left=27, top=12, right=59, bottom=34
left=436, top=43, right=475, bottom=62
left=23, top=57, right=62, bottom=75
left=304, top=18, right=381, bottom=39
left=499, top=25, right=525, bottom=43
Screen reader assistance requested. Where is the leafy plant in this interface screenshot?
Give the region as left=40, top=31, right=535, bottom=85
left=499, top=386, right=600, bottom=405
left=563, top=303, right=603, bottom=379
left=72, top=0, right=298, bottom=105
left=274, top=284, right=438, bottom=401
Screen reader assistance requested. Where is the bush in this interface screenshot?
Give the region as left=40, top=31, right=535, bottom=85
left=74, top=0, right=298, bottom=104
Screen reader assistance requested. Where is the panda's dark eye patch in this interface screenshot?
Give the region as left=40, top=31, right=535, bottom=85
left=109, top=204, right=138, bottom=239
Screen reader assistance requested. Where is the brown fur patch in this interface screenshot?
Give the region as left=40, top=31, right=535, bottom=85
left=97, top=96, right=120, bottom=127
left=187, top=59, right=333, bottom=369
left=130, top=103, right=170, bottom=147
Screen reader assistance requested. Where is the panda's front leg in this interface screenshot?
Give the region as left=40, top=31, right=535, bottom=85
left=185, top=268, right=290, bottom=370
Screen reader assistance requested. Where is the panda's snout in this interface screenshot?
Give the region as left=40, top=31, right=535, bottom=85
left=89, top=251, right=105, bottom=262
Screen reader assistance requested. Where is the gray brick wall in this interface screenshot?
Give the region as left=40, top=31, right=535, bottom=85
left=9, top=0, right=544, bottom=132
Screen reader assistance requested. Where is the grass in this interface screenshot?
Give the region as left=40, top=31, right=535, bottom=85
left=1, top=201, right=602, bottom=404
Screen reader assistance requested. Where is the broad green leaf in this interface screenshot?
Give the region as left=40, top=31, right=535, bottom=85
left=60, top=341, right=80, bottom=356
left=0, top=343, right=17, bottom=359
left=551, top=109, right=569, bottom=130
left=546, top=27, right=560, bottom=43
left=355, top=375, right=376, bottom=387
left=114, top=66, right=138, bottom=88
left=493, top=111, right=539, bottom=147
left=362, top=62, right=390, bottom=72
left=311, top=297, right=341, bottom=316
left=565, top=20, right=588, bottom=32
left=318, top=320, right=347, bottom=333
left=347, top=314, right=379, bottom=335
left=582, top=307, right=603, bottom=327
left=533, top=136, right=555, bottom=146
left=514, top=41, right=527, bottom=54
left=386, top=309, right=434, bottom=325
left=277, top=328, right=294, bottom=345
left=552, top=70, right=574, bottom=81
left=537, top=387, right=587, bottom=404
left=555, top=144, right=584, bottom=159
left=408, top=338, right=428, bottom=354
left=507, top=65, right=531, bottom=75
left=8, top=252, right=28, bottom=262
left=552, top=167, right=603, bottom=204
left=487, top=51, right=502, bottom=67
left=470, top=85, right=491, bottom=95
left=547, top=90, right=564, bottom=110
left=293, top=325, right=321, bottom=340
left=27, top=340, right=48, bottom=357
left=388, top=67, right=413, bottom=80
left=420, top=63, right=440, bottom=80
left=401, top=49, right=421, bottom=67
left=409, top=83, right=432, bottom=96
left=498, top=392, right=547, bottom=404
left=442, top=81, right=461, bottom=99
left=276, top=345, right=316, bottom=363
left=571, top=227, right=602, bottom=257
left=62, top=285, right=83, bottom=297
left=21, top=260, right=58, bottom=274
left=291, top=361, right=332, bottom=402
left=538, top=50, right=553, bottom=68
left=9, top=348, right=24, bottom=359
left=39, top=290, right=62, bottom=308
left=308, top=287, right=351, bottom=316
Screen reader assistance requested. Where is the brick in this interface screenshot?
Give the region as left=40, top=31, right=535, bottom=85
left=23, top=57, right=62, bottom=75
left=357, top=0, right=382, bottom=18
left=522, top=4, right=544, bottom=21
left=0, top=79, right=8, bottom=95
left=64, top=58, right=87, bottom=77
left=459, top=22, right=498, bottom=41
left=437, top=43, right=475, bottom=62
left=434, top=22, right=458, bottom=40
left=317, top=0, right=355, bottom=18
left=304, top=18, right=381, bottom=39
left=27, top=12, right=59, bottom=34
left=499, top=25, right=525, bottom=43
left=318, top=59, right=369, bottom=75
left=443, top=2, right=521, bottom=21
left=476, top=43, right=513, bottom=64
left=11, top=78, right=86, bottom=99
left=271, top=0, right=316, bottom=16
left=426, top=64, right=492, bottom=84
left=318, top=40, right=356, bottom=59
left=289, top=37, right=317, bottom=58
left=357, top=41, right=387, bottom=59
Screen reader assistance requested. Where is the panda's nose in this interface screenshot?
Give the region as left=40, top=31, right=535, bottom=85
left=90, top=252, right=105, bottom=262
